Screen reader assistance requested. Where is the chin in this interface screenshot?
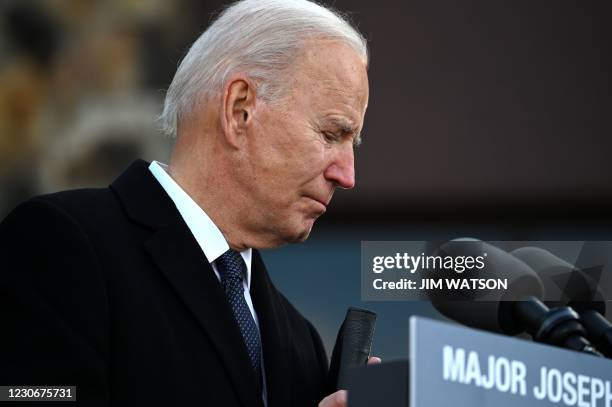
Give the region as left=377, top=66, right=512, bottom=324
left=284, top=227, right=311, bottom=244
left=285, top=218, right=315, bottom=243
left=270, top=213, right=318, bottom=246
left=294, top=229, right=312, bottom=242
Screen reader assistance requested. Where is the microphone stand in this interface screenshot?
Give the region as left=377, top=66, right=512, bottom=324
left=513, top=297, right=602, bottom=357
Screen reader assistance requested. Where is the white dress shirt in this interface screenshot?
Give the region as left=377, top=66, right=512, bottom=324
left=148, top=160, right=268, bottom=404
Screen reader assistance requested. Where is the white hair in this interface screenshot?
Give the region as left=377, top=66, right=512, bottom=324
left=159, top=0, right=368, bottom=138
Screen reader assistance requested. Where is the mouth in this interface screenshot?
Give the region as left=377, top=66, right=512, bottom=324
left=304, top=195, right=329, bottom=214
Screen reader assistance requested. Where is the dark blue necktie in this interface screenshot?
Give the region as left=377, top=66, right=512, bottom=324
left=216, top=249, right=262, bottom=384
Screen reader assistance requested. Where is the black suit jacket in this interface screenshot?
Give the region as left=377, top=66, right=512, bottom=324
left=0, top=160, right=328, bottom=406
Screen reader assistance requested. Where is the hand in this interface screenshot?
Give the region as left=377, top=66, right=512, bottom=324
left=318, top=390, right=348, bottom=407
left=318, top=356, right=382, bottom=407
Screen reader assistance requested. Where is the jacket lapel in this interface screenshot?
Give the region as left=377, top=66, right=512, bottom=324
left=250, top=251, right=292, bottom=407
left=111, top=160, right=263, bottom=407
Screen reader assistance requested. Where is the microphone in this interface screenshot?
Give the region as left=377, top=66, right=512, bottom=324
left=427, top=239, right=602, bottom=356
left=510, top=246, right=605, bottom=311
left=511, top=246, right=612, bottom=357
left=580, top=311, right=612, bottom=358
left=427, top=239, right=544, bottom=335
left=327, top=307, right=377, bottom=392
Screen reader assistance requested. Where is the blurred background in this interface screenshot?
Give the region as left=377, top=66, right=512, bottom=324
left=1, top=0, right=611, bottom=360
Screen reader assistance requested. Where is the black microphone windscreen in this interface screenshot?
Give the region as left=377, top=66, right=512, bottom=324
left=328, top=307, right=377, bottom=392
left=428, top=239, right=543, bottom=335
left=511, top=246, right=606, bottom=315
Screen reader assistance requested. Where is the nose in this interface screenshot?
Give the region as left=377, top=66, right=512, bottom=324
left=324, top=145, right=355, bottom=189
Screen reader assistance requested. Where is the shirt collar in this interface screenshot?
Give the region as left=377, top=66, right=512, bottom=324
left=148, top=160, right=252, bottom=287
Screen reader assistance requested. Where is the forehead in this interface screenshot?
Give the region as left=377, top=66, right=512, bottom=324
left=286, top=39, right=369, bottom=122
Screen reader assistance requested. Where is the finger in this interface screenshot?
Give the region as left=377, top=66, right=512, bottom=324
left=318, top=390, right=348, bottom=407
left=367, top=356, right=382, bottom=365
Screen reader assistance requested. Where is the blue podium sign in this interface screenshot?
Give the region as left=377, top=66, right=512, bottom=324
left=410, top=317, right=612, bottom=407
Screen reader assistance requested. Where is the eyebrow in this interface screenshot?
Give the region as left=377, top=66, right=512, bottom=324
left=323, top=117, right=363, bottom=146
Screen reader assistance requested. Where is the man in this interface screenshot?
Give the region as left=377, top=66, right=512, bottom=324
left=0, top=0, right=371, bottom=406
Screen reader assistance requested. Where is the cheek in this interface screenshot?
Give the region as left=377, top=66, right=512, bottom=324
left=250, top=114, right=327, bottom=192
left=268, top=138, right=325, bottom=181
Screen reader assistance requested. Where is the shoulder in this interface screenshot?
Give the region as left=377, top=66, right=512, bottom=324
left=0, top=188, right=118, bottom=269
left=2, top=187, right=116, bottom=225
left=2, top=186, right=137, bottom=247
left=0, top=188, right=127, bottom=289
left=1, top=189, right=101, bottom=241
left=34, top=187, right=121, bottom=222
left=1, top=159, right=158, bottom=233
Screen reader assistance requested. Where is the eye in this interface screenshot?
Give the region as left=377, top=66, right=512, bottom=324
left=322, top=131, right=339, bottom=143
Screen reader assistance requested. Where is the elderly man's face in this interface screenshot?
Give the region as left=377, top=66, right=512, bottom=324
left=240, top=40, right=369, bottom=245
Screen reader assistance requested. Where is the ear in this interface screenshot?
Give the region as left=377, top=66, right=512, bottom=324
left=220, top=76, right=256, bottom=149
